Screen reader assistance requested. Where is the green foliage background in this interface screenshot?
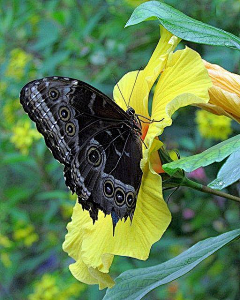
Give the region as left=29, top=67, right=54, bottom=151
left=0, top=0, right=239, bottom=299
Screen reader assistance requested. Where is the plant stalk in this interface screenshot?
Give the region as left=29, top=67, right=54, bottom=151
left=182, top=177, right=240, bottom=204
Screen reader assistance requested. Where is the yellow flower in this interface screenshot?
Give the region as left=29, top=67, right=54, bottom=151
left=13, top=223, right=39, bottom=247
left=28, top=274, right=59, bottom=300
left=1, top=253, right=12, bottom=268
left=11, top=120, right=41, bottom=155
left=196, top=60, right=240, bottom=123
left=0, top=234, right=13, bottom=248
left=5, top=48, right=32, bottom=80
left=63, top=26, right=212, bottom=289
left=3, top=99, right=21, bottom=125
left=28, top=273, right=85, bottom=300
left=195, top=110, right=232, bottom=140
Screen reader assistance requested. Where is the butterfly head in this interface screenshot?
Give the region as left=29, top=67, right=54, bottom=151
left=126, top=107, right=142, bottom=134
left=126, top=107, right=135, bottom=117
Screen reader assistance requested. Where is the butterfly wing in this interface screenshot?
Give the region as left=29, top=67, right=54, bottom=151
left=20, top=77, right=142, bottom=224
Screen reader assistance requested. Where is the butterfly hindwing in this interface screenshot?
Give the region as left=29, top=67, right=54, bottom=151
left=20, top=76, right=142, bottom=225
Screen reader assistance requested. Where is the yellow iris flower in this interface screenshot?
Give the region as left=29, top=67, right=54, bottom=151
left=196, top=60, right=240, bottom=123
left=63, top=26, right=212, bottom=289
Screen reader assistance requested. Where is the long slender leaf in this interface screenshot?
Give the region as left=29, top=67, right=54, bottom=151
left=104, top=229, right=240, bottom=300
left=125, top=1, right=240, bottom=50
left=163, top=135, right=240, bottom=176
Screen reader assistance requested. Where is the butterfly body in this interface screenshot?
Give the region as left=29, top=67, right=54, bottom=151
left=20, top=77, right=142, bottom=226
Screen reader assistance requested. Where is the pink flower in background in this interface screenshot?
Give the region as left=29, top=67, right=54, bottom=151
left=183, top=208, right=195, bottom=220
left=188, top=167, right=207, bottom=182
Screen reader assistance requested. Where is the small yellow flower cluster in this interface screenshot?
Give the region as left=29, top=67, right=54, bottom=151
left=1, top=253, right=12, bottom=268
left=11, top=120, right=41, bottom=155
left=28, top=273, right=85, bottom=300
left=28, top=274, right=58, bottom=300
left=0, top=234, right=13, bottom=268
left=0, top=234, right=13, bottom=248
left=195, top=110, right=232, bottom=141
left=13, top=223, right=39, bottom=247
left=3, top=99, right=21, bottom=125
left=5, top=48, right=32, bottom=80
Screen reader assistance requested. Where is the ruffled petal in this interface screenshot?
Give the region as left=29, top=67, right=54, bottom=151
left=203, top=60, right=240, bottom=96
left=63, top=168, right=170, bottom=285
left=142, top=47, right=212, bottom=167
left=63, top=202, right=115, bottom=289
left=195, top=60, right=240, bottom=123
left=113, top=26, right=180, bottom=114
left=69, top=259, right=115, bottom=290
left=81, top=167, right=170, bottom=264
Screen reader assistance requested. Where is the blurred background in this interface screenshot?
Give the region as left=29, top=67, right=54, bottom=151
left=0, top=0, right=239, bottom=299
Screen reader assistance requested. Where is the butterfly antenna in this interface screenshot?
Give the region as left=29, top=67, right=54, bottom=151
left=127, top=69, right=141, bottom=108
left=116, top=82, right=128, bottom=109
left=166, top=186, right=180, bottom=203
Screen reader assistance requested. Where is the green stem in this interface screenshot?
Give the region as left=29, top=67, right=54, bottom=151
left=182, top=177, right=240, bottom=204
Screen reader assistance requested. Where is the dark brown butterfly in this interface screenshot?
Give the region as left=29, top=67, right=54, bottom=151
left=20, top=77, right=143, bottom=230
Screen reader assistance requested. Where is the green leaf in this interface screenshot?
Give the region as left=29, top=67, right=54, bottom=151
left=104, top=229, right=240, bottom=300
left=162, top=134, right=240, bottom=176
left=208, top=151, right=240, bottom=189
left=125, top=1, right=240, bottom=50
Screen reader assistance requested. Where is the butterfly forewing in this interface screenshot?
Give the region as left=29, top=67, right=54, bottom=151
left=20, top=76, right=142, bottom=226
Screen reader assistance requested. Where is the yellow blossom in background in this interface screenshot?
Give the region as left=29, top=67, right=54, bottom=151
left=11, top=120, right=41, bottom=155
left=28, top=274, right=59, bottom=300
left=28, top=273, right=85, bottom=300
left=3, top=99, right=21, bottom=125
left=195, top=110, right=232, bottom=140
left=0, top=234, right=13, bottom=248
left=0, top=253, right=12, bottom=268
left=13, top=223, right=39, bottom=247
left=58, top=282, right=85, bottom=300
left=0, top=235, right=13, bottom=268
left=196, top=60, right=240, bottom=123
left=5, top=48, right=32, bottom=80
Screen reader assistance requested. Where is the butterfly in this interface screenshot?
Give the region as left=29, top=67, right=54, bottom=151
left=20, top=76, right=143, bottom=230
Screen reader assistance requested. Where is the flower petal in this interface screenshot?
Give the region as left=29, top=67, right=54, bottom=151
left=113, top=26, right=180, bottom=114
left=113, top=70, right=150, bottom=117
left=63, top=202, right=115, bottom=288
left=69, top=259, right=115, bottom=290
left=63, top=167, right=171, bottom=285
left=203, top=60, right=240, bottom=96
left=143, top=47, right=212, bottom=166
left=196, top=61, right=240, bottom=123
left=82, top=170, right=170, bottom=263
